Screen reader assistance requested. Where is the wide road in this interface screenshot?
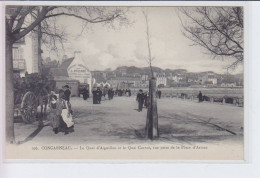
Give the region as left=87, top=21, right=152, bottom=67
left=14, top=95, right=244, bottom=146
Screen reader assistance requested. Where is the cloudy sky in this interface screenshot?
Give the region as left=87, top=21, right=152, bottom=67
left=42, top=7, right=243, bottom=74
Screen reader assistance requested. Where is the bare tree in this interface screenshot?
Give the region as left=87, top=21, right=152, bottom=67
left=5, top=6, right=129, bottom=143
left=142, top=8, right=159, bottom=140
left=178, top=7, right=243, bottom=68
left=142, top=9, right=155, bottom=78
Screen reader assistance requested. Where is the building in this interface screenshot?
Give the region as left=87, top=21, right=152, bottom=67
left=60, top=51, right=93, bottom=92
left=92, top=71, right=107, bottom=83
left=141, top=74, right=149, bottom=81
left=108, top=77, right=141, bottom=88
left=12, top=30, right=41, bottom=77
left=198, top=72, right=217, bottom=85
left=156, top=73, right=167, bottom=87
left=7, top=7, right=41, bottom=77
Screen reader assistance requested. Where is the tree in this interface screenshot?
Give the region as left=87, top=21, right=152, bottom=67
left=142, top=8, right=159, bottom=140
left=178, top=7, right=243, bottom=68
left=5, top=6, right=129, bottom=143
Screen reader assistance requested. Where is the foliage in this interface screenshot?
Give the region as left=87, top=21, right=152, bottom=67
left=178, top=7, right=243, bottom=68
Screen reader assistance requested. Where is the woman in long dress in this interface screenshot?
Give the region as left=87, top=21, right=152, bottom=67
left=48, top=94, right=59, bottom=134
left=57, top=90, right=74, bottom=135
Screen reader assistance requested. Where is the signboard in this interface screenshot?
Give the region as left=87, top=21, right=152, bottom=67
left=67, top=64, right=91, bottom=83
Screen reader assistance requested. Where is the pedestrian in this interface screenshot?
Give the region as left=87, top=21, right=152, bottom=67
left=63, top=85, right=73, bottom=115
left=57, top=90, right=74, bottom=135
left=48, top=94, right=59, bottom=134
left=136, top=89, right=145, bottom=112
left=143, top=91, right=149, bottom=108
left=198, top=91, right=203, bottom=103
left=129, top=89, right=131, bottom=97
left=97, top=87, right=102, bottom=104
left=158, top=90, right=162, bottom=99
left=108, top=88, right=114, bottom=100
left=63, top=85, right=71, bottom=102
left=82, top=86, right=88, bottom=100
left=92, top=88, right=97, bottom=104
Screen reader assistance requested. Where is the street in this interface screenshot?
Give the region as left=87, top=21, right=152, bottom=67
left=14, top=96, right=244, bottom=146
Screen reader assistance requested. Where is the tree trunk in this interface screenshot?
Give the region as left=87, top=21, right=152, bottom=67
left=6, top=38, right=15, bottom=143
left=145, top=78, right=159, bottom=140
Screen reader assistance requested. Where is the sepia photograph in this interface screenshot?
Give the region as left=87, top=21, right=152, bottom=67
left=4, top=4, right=244, bottom=160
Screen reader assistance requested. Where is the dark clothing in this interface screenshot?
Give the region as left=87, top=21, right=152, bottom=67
left=92, top=90, right=98, bottom=104
left=93, top=89, right=102, bottom=104
left=108, top=89, right=114, bottom=100
left=198, top=92, right=203, bottom=102
left=82, top=88, right=89, bottom=100
left=144, top=93, right=148, bottom=108
left=97, top=89, right=102, bottom=104
left=64, top=89, right=71, bottom=102
left=158, top=91, right=162, bottom=99
left=136, top=92, right=145, bottom=111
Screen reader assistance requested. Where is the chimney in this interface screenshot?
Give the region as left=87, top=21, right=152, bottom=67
left=74, top=51, right=81, bottom=59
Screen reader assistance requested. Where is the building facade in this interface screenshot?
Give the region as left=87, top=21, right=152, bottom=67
left=66, top=51, right=93, bottom=92
left=12, top=30, right=40, bottom=77
left=156, top=73, right=167, bottom=87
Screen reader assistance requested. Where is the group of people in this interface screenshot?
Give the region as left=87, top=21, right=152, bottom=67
left=115, top=89, right=131, bottom=97
left=136, top=89, right=149, bottom=112
left=48, top=85, right=74, bottom=135
left=92, top=87, right=116, bottom=104
left=197, top=91, right=210, bottom=102
left=156, top=89, right=162, bottom=99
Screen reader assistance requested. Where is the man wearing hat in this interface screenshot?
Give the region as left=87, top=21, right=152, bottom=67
left=136, top=89, right=145, bottom=112
left=63, top=85, right=71, bottom=102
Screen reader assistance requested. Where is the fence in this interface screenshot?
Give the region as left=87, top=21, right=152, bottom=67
left=130, top=87, right=244, bottom=107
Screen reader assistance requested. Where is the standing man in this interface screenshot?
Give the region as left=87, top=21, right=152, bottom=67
left=143, top=91, right=149, bottom=108
left=158, top=89, right=162, bottom=99
left=63, top=85, right=72, bottom=114
left=129, top=89, right=131, bottom=97
left=63, top=85, right=71, bottom=102
left=92, top=88, right=97, bottom=104
left=82, top=86, right=88, bottom=100
left=136, top=89, right=145, bottom=112
left=97, top=87, right=102, bottom=104
left=198, top=91, right=203, bottom=103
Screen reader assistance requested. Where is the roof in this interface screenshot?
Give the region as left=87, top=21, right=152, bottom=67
left=50, top=68, right=68, bottom=77
left=52, top=76, right=79, bottom=82
left=59, top=57, right=74, bottom=69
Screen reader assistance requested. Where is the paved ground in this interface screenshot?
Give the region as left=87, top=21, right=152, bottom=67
left=13, top=96, right=244, bottom=146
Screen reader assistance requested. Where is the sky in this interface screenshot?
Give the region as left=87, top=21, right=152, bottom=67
left=42, top=7, right=243, bottom=74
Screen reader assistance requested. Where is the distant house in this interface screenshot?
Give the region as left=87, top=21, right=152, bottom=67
left=60, top=51, right=92, bottom=91
left=156, top=73, right=167, bottom=87
left=198, top=72, right=218, bottom=85
left=140, top=80, right=149, bottom=88
left=141, top=74, right=149, bottom=81
left=108, top=77, right=141, bottom=88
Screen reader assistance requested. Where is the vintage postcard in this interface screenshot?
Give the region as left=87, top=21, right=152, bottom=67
left=3, top=2, right=245, bottom=160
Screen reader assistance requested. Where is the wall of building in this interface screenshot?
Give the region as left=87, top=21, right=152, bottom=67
left=12, top=32, right=36, bottom=77
left=67, top=52, right=92, bottom=91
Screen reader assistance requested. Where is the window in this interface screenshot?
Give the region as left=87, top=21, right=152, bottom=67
left=12, top=47, right=24, bottom=59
